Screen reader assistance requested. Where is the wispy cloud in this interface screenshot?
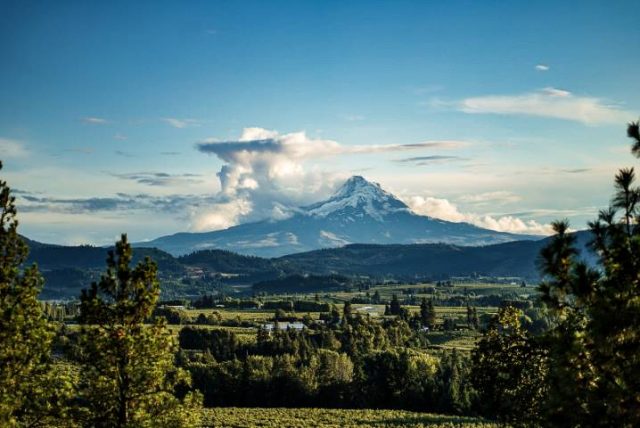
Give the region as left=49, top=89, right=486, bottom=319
left=562, top=168, right=591, bottom=174
left=541, top=87, right=570, bottom=97
left=458, top=191, right=522, bottom=205
left=535, top=64, right=549, bottom=71
left=508, top=166, right=596, bottom=176
left=162, top=118, right=201, bottom=128
left=110, top=171, right=204, bottom=186
left=82, top=117, right=108, bottom=125
left=0, top=138, right=28, bottom=158
left=395, top=155, right=465, bottom=165
left=343, top=114, right=365, bottom=122
left=196, top=131, right=467, bottom=161
left=113, top=133, right=127, bottom=140
left=457, top=87, right=636, bottom=125
left=17, top=192, right=215, bottom=216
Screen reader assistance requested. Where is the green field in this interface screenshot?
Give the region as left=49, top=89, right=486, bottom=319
left=201, top=408, right=497, bottom=427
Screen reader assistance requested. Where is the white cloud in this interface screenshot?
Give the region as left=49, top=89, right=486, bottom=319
left=82, top=117, right=108, bottom=124
left=0, top=138, right=28, bottom=158
left=162, top=118, right=201, bottom=129
left=458, top=88, right=636, bottom=125
left=407, top=196, right=466, bottom=222
left=194, top=127, right=469, bottom=231
left=113, top=133, right=127, bottom=140
left=458, top=191, right=522, bottom=205
left=405, top=195, right=553, bottom=235
left=541, top=87, right=570, bottom=97
left=535, top=64, right=550, bottom=71
left=191, top=198, right=252, bottom=231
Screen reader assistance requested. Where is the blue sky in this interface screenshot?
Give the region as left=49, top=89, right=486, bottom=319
left=1, top=0, right=639, bottom=244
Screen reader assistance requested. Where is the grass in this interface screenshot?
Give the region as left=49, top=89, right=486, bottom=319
left=200, top=407, right=498, bottom=427
left=426, top=332, right=482, bottom=351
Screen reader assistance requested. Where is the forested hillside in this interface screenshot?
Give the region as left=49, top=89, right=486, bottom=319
left=25, top=232, right=596, bottom=299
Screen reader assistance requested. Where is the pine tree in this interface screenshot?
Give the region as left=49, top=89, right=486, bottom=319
left=471, top=306, right=548, bottom=424
left=372, top=290, right=381, bottom=304
left=538, top=121, right=640, bottom=426
left=342, top=301, right=353, bottom=326
left=389, top=294, right=401, bottom=316
left=419, top=298, right=436, bottom=329
left=330, top=304, right=341, bottom=326
left=0, top=161, right=72, bottom=426
left=76, top=234, right=201, bottom=428
left=465, top=304, right=479, bottom=330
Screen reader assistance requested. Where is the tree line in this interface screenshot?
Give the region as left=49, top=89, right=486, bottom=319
left=178, top=314, right=473, bottom=413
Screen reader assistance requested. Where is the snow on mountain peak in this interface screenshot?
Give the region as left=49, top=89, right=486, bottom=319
left=335, top=175, right=381, bottom=196
left=303, top=176, right=409, bottom=221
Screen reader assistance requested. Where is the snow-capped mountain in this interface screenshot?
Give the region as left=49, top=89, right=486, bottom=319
left=304, top=176, right=409, bottom=221
left=141, top=176, right=541, bottom=257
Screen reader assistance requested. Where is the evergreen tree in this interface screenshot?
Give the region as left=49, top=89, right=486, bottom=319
left=471, top=307, right=479, bottom=330
left=389, top=294, right=402, bottom=316
left=537, top=121, right=640, bottom=426
left=342, top=301, right=353, bottom=327
left=419, top=297, right=436, bottom=329
left=419, top=298, right=428, bottom=327
left=329, top=304, right=341, bottom=326
left=76, top=234, right=201, bottom=428
left=466, top=304, right=479, bottom=330
left=0, top=161, right=71, bottom=426
left=372, top=290, right=381, bottom=304
left=471, top=306, right=548, bottom=425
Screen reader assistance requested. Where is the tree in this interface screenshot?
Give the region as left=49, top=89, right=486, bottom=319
left=342, top=301, right=353, bottom=327
left=537, top=121, right=640, bottom=426
left=329, top=304, right=341, bottom=326
left=76, top=235, right=201, bottom=427
left=435, top=350, right=474, bottom=415
left=0, top=161, right=71, bottom=427
left=274, top=308, right=287, bottom=322
left=420, top=298, right=436, bottom=329
left=389, top=294, right=402, bottom=316
left=471, top=306, right=548, bottom=425
left=372, top=290, right=381, bottom=304
left=466, top=304, right=479, bottom=330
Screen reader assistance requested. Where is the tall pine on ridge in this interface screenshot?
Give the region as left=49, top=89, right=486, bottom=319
left=0, top=160, right=71, bottom=426
left=76, top=234, right=201, bottom=428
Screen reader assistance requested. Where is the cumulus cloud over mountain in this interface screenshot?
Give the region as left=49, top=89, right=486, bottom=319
left=193, top=127, right=467, bottom=231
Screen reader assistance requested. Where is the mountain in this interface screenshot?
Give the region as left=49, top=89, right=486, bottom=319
left=142, top=176, right=542, bottom=257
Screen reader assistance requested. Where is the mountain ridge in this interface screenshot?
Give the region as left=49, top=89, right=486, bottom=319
left=23, top=229, right=595, bottom=299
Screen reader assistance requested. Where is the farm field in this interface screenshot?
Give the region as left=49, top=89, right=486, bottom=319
left=154, top=281, right=531, bottom=352
left=201, top=408, right=498, bottom=428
